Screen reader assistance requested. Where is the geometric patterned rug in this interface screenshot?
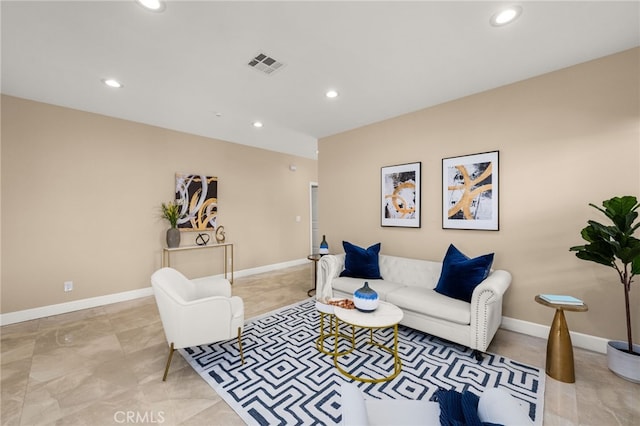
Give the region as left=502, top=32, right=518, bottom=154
left=181, top=299, right=544, bottom=425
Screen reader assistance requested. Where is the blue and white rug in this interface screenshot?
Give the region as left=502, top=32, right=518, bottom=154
left=181, top=299, right=544, bottom=425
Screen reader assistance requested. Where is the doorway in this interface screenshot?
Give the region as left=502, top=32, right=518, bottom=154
left=310, top=182, right=319, bottom=254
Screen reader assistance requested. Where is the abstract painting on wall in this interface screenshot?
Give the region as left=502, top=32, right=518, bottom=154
left=175, top=173, right=218, bottom=231
left=442, top=151, right=499, bottom=230
left=381, top=162, right=421, bottom=228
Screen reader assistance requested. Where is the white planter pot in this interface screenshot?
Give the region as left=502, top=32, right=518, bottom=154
left=607, top=340, right=640, bottom=383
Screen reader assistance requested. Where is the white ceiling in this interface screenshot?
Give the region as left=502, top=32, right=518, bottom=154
left=2, top=1, right=639, bottom=159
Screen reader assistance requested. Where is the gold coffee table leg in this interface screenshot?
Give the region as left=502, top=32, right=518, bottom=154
left=334, top=323, right=402, bottom=383
left=316, top=312, right=353, bottom=356
left=546, top=309, right=575, bottom=383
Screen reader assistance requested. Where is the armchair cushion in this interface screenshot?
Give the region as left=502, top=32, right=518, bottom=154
left=340, top=241, right=383, bottom=279
left=340, top=382, right=440, bottom=426
left=340, top=381, right=369, bottom=426
left=435, top=244, right=494, bottom=303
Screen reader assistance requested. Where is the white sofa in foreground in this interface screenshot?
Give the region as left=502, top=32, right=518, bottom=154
left=340, top=382, right=534, bottom=426
left=317, top=252, right=511, bottom=353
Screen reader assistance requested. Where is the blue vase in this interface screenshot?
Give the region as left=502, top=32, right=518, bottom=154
left=319, top=235, right=329, bottom=255
left=353, top=282, right=379, bottom=312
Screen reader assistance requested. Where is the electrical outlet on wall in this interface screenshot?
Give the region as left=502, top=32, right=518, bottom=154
left=64, top=281, right=73, bottom=292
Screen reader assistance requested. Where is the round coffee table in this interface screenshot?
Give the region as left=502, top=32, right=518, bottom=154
left=333, top=301, right=404, bottom=383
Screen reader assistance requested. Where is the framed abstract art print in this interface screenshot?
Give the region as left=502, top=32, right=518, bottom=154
left=381, top=162, right=421, bottom=228
left=442, top=151, right=499, bottom=230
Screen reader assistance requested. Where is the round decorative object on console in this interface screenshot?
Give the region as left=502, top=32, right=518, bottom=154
left=196, top=233, right=210, bottom=246
left=353, top=282, right=379, bottom=312
left=215, top=226, right=226, bottom=243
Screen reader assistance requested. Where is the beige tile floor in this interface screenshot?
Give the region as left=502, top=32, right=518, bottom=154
left=1, top=264, right=638, bottom=425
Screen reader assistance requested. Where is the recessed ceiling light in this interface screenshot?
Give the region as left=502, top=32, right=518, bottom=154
left=136, top=0, right=166, bottom=12
left=253, top=121, right=263, bottom=128
left=326, top=90, right=339, bottom=99
left=102, top=78, right=123, bottom=88
left=490, top=6, right=522, bottom=27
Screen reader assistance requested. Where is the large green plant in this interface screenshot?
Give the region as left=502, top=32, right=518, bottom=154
left=570, top=196, right=640, bottom=354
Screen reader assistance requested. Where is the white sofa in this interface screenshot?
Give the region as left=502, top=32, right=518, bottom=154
left=340, top=382, right=534, bottom=426
left=317, top=253, right=511, bottom=353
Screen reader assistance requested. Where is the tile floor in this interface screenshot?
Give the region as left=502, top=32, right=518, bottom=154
left=1, top=264, right=638, bottom=425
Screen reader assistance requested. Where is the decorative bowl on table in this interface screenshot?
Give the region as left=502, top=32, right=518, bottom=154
left=353, top=282, right=379, bottom=312
left=328, top=298, right=355, bottom=310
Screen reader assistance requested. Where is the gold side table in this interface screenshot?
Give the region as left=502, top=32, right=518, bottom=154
left=535, top=295, right=588, bottom=383
left=307, top=254, right=322, bottom=297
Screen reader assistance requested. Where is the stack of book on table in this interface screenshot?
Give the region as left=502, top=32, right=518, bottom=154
left=539, top=294, right=584, bottom=305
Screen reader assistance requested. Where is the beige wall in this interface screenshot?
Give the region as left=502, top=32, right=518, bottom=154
left=318, top=48, right=640, bottom=342
left=1, top=95, right=317, bottom=313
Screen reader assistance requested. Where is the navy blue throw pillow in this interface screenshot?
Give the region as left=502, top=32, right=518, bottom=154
left=435, top=388, right=501, bottom=426
left=339, top=241, right=382, bottom=279
left=434, top=244, right=494, bottom=303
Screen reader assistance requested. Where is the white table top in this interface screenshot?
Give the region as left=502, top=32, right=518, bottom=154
left=334, top=301, right=403, bottom=328
left=315, top=300, right=335, bottom=315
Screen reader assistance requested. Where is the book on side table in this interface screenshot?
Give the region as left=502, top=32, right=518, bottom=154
left=539, top=294, right=584, bottom=305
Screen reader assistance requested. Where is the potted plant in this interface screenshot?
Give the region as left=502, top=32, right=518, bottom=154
left=570, top=195, right=640, bottom=383
left=161, top=200, right=183, bottom=248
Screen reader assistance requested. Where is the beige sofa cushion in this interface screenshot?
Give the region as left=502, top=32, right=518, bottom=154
left=379, top=255, right=442, bottom=289
left=386, top=286, right=471, bottom=325
left=332, top=277, right=406, bottom=300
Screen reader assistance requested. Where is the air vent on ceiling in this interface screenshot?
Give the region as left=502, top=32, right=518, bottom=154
left=248, top=52, right=285, bottom=75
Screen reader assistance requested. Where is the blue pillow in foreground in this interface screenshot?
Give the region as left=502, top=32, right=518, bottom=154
left=435, top=388, right=503, bottom=426
left=435, top=244, right=494, bottom=302
left=340, top=241, right=382, bottom=279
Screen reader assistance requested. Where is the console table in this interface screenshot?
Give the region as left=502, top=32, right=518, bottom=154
left=162, top=243, right=234, bottom=284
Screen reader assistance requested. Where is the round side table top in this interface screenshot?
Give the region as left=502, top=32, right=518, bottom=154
left=307, top=254, right=323, bottom=262
left=535, top=295, right=588, bottom=312
left=334, top=301, right=403, bottom=328
left=315, top=300, right=335, bottom=315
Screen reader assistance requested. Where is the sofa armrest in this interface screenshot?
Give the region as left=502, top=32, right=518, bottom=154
left=317, top=254, right=345, bottom=302
left=469, top=269, right=512, bottom=351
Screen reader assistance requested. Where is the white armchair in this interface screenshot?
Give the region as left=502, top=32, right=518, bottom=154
left=151, top=267, right=245, bottom=381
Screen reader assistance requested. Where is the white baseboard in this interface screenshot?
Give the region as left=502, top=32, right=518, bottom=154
left=0, top=258, right=310, bottom=326
left=233, top=258, right=309, bottom=278
left=0, top=287, right=154, bottom=326
left=501, top=316, right=609, bottom=354
left=0, top=259, right=612, bottom=355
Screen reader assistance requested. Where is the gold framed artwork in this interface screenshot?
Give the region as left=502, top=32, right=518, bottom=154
left=442, top=151, right=499, bottom=231
left=381, top=162, right=421, bottom=228
left=175, top=173, right=218, bottom=231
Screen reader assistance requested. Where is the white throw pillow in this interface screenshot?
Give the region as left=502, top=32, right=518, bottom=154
left=477, top=387, right=534, bottom=426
